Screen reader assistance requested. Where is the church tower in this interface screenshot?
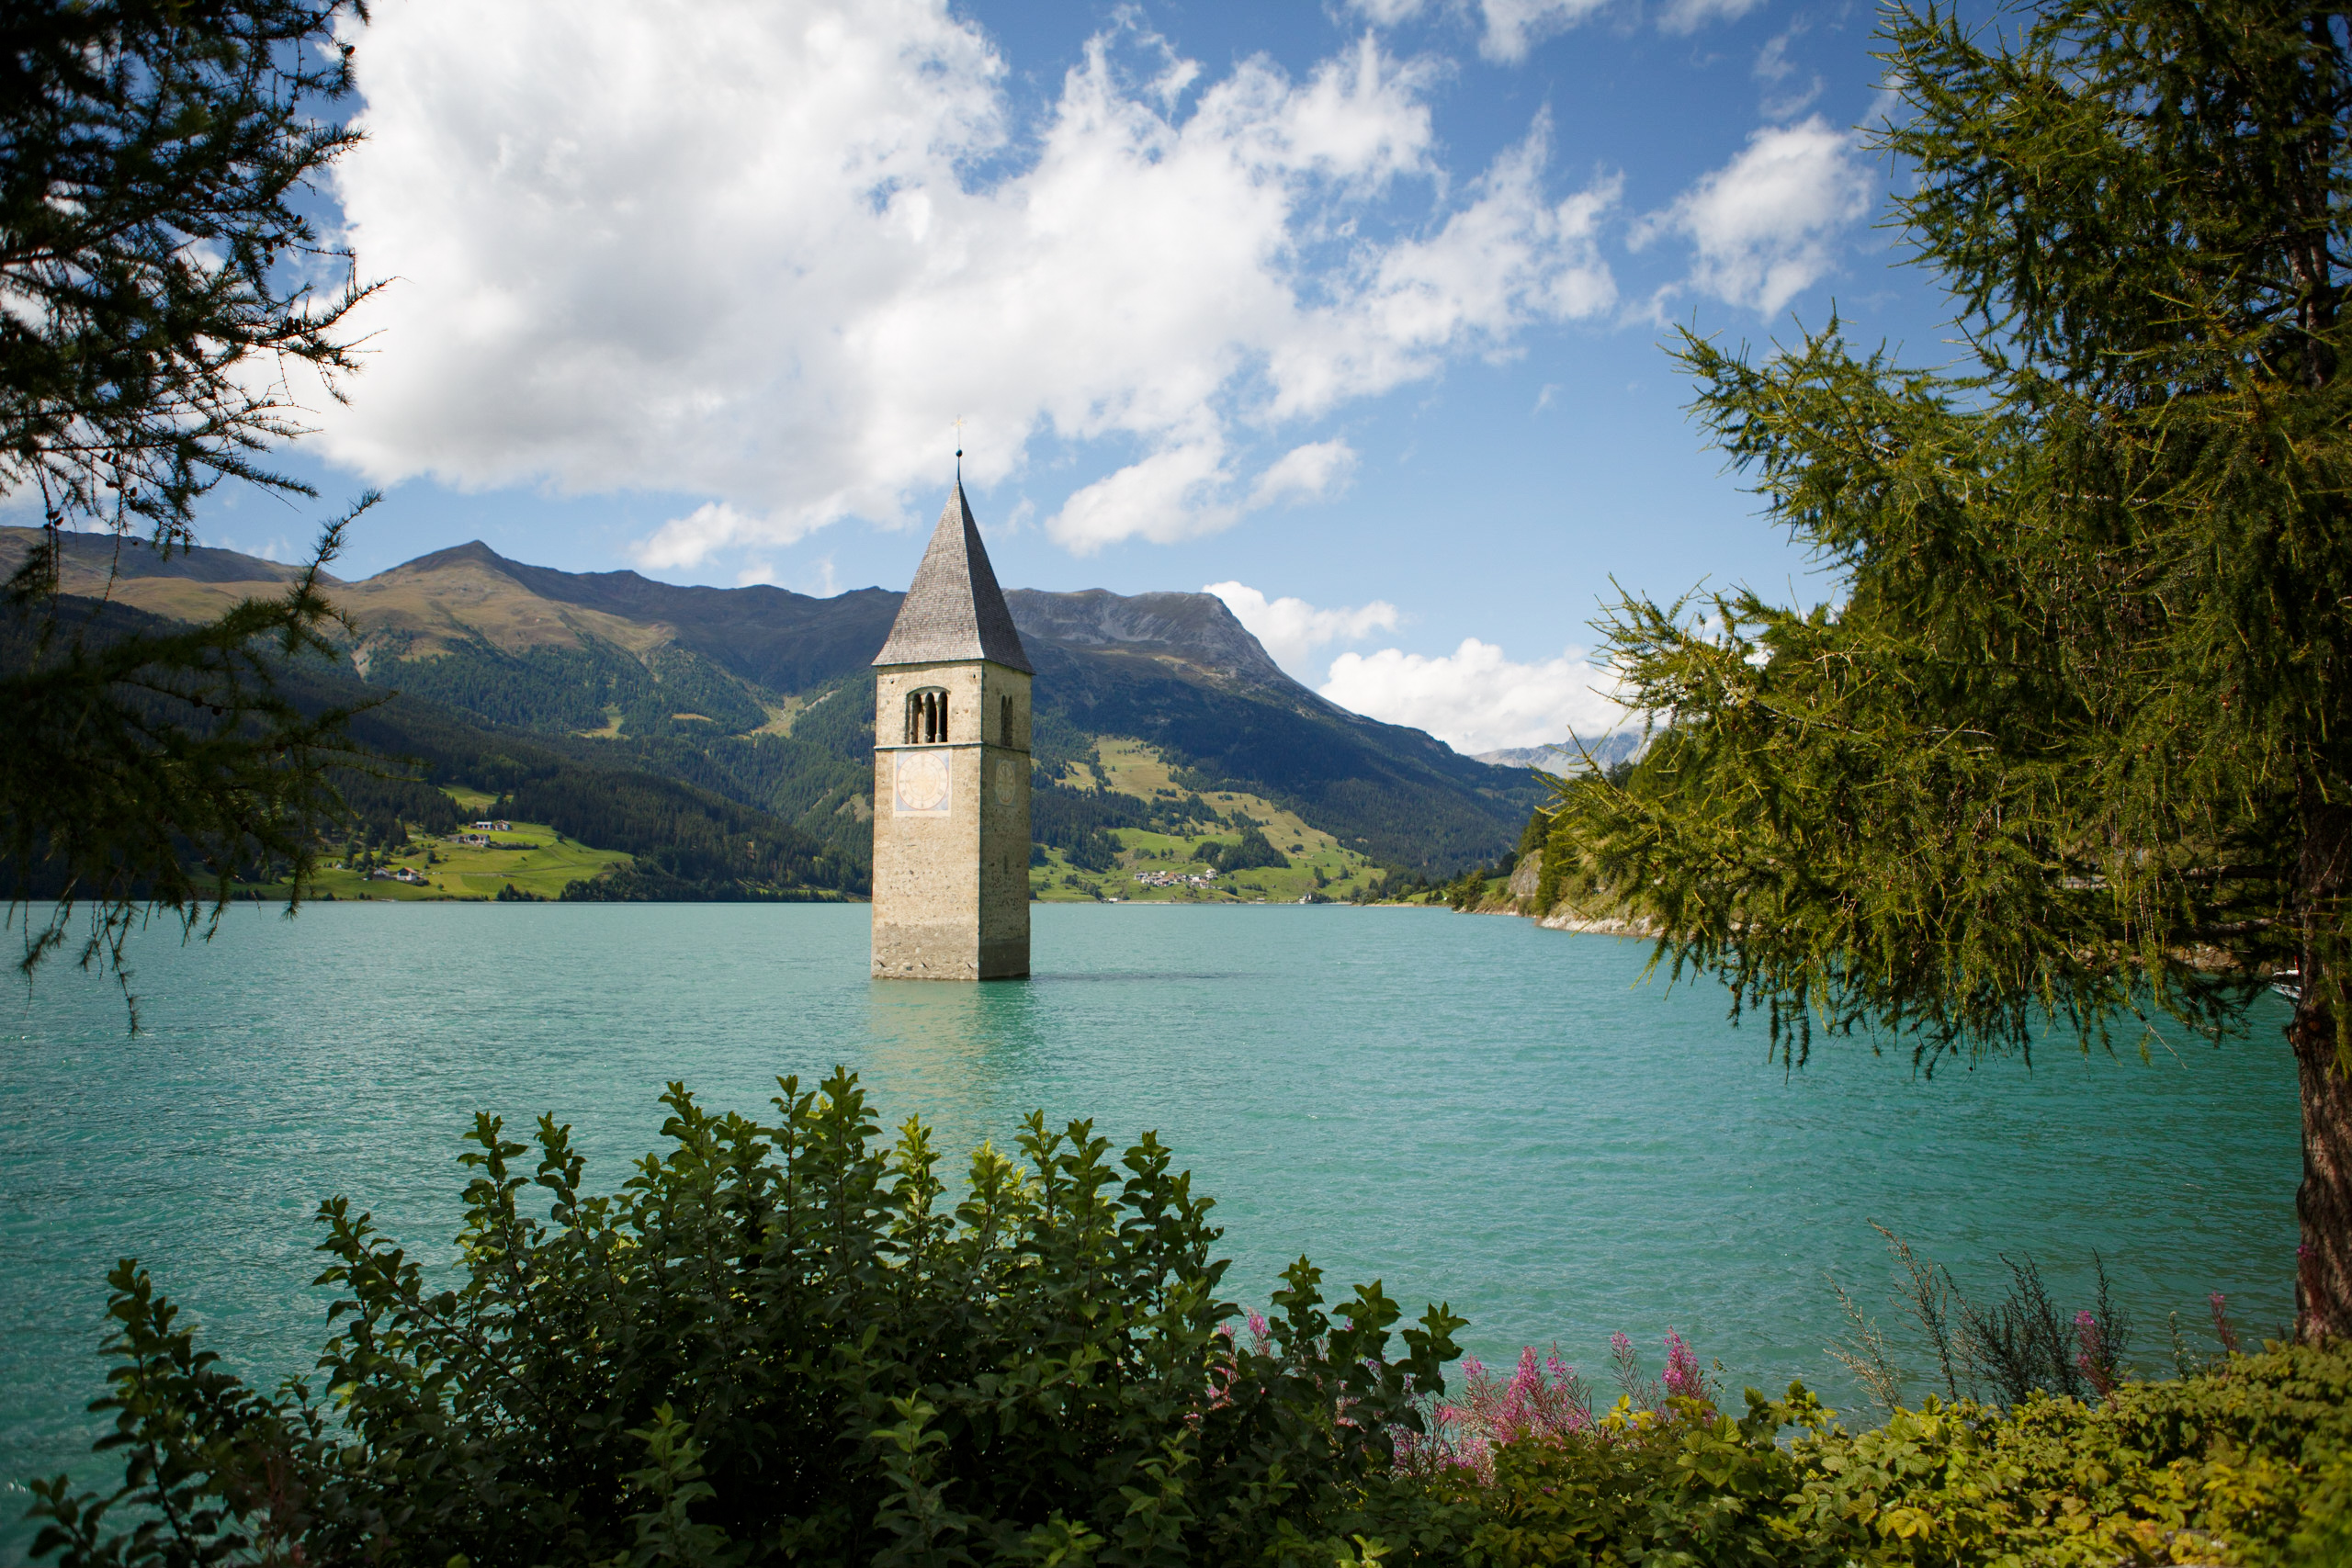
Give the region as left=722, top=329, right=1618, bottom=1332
left=869, top=479, right=1033, bottom=980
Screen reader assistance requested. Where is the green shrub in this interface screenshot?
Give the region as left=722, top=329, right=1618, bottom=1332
left=24, top=1073, right=2352, bottom=1567
left=26, top=1071, right=1461, bottom=1566
left=1357, top=1345, right=2352, bottom=1566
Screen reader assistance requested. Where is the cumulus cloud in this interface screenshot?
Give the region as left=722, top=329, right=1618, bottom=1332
left=640, top=502, right=792, bottom=571
left=1635, top=115, right=1872, bottom=314
left=1204, top=581, right=1399, bottom=674
left=1248, top=440, right=1357, bottom=508
left=1318, top=637, right=1628, bottom=754
left=1048, top=436, right=1236, bottom=552
left=1265, top=125, right=1618, bottom=419
left=310, top=4, right=1623, bottom=570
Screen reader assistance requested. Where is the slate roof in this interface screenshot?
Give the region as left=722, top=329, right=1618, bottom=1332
left=872, top=480, right=1033, bottom=673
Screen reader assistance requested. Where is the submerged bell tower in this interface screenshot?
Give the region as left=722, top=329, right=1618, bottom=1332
left=869, top=478, right=1033, bottom=980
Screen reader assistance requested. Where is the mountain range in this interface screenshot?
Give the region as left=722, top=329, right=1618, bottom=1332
left=1473, top=735, right=1647, bottom=773
left=4, top=526, right=1555, bottom=891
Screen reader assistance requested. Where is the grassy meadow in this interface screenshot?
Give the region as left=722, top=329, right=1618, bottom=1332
left=270, top=796, right=630, bottom=902
left=1032, top=739, right=1383, bottom=904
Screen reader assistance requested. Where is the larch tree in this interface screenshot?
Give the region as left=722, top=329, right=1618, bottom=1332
left=0, top=0, right=379, bottom=1003
left=1553, top=0, right=2352, bottom=1337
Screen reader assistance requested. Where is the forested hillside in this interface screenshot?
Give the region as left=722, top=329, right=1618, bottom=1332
left=4, top=527, right=1551, bottom=880
left=0, top=588, right=865, bottom=901
left=320, top=668, right=867, bottom=899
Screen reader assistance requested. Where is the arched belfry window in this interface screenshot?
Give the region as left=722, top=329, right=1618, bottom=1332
left=905, top=687, right=949, bottom=744
left=1001, top=694, right=1014, bottom=746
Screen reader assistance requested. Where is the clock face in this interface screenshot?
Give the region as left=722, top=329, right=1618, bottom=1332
left=895, top=750, right=952, bottom=817
left=993, top=757, right=1017, bottom=805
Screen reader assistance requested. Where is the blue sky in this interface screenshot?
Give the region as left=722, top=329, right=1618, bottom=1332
left=189, top=0, right=1961, bottom=752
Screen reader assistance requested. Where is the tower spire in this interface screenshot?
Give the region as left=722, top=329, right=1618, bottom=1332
left=872, top=480, right=1032, bottom=672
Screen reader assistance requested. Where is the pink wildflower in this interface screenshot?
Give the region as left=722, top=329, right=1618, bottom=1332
left=1662, top=1328, right=1709, bottom=1408
left=2075, top=1309, right=2114, bottom=1401
left=2210, top=1292, right=2241, bottom=1356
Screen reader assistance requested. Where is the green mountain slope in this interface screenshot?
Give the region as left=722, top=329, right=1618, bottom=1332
left=6, top=527, right=1544, bottom=874
left=0, top=584, right=867, bottom=902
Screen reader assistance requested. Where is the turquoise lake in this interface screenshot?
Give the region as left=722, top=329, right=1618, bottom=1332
left=0, top=902, right=2302, bottom=1553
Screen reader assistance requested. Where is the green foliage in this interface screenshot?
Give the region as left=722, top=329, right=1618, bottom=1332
left=381, top=639, right=627, bottom=734
left=621, top=648, right=769, bottom=738
left=1441, top=868, right=1492, bottom=912
left=1555, top=0, right=2351, bottom=1069
left=25, top=1071, right=1464, bottom=1565
left=1347, top=1344, right=2352, bottom=1567
left=1544, top=0, right=2352, bottom=1336
left=22, top=1066, right=2352, bottom=1566
left=781, top=671, right=876, bottom=759
left=0, top=0, right=382, bottom=1007
left=599, top=729, right=872, bottom=873
left=1, top=516, right=375, bottom=1012
left=380, top=639, right=770, bottom=742
left=519, top=769, right=864, bottom=899
left=0, top=0, right=372, bottom=541
left=1033, top=782, right=1148, bottom=873
left=328, top=761, right=462, bottom=845
left=1514, top=809, right=1548, bottom=862
left=1204, top=826, right=1289, bottom=876
left=251, top=657, right=868, bottom=899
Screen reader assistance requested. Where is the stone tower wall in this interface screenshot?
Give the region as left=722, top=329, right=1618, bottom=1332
left=872, top=660, right=1031, bottom=979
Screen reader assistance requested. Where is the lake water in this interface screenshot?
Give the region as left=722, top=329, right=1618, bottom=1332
left=0, top=902, right=2302, bottom=1555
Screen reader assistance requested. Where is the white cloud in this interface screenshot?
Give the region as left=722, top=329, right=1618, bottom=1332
left=1753, top=22, right=1825, bottom=119
left=1636, top=115, right=1872, bottom=315
left=639, top=502, right=794, bottom=571
left=1204, top=581, right=1399, bottom=673
left=1264, top=125, right=1619, bottom=418
left=1657, top=0, right=1768, bottom=36
left=309, top=4, right=1621, bottom=570
left=1048, top=436, right=1236, bottom=552
left=1369, top=0, right=1752, bottom=62
left=1044, top=436, right=1357, bottom=555
left=1473, top=0, right=1610, bottom=62
left=1248, top=440, right=1357, bottom=508
left=1318, top=637, right=1629, bottom=753
left=1347, top=0, right=1429, bottom=24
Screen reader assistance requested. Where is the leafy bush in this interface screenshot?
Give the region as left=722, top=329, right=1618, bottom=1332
left=26, top=1071, right=1461, bottom=1566
left=23, top=1073, right=2352, bottom=1567
left=1356, top=1340, right=2352, bottom=1567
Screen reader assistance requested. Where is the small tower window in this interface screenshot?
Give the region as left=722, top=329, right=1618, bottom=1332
left=905, top=687, right=949, bottom=744
left=1001, top=694, right=1013, bottom=746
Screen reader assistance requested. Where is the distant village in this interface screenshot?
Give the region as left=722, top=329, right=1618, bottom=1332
left=1130, top=867, right=1219, bottom=890
left=356, top=820, right=528, bottom=884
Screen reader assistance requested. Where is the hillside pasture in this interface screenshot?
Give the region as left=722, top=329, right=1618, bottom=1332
left=305, top=819, right=629, bottom=901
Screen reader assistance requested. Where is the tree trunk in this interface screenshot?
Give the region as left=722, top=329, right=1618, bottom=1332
left=2293, top=1006, right=2352, bottom=1339
left=2294, top=793, right=2352, bottom=1341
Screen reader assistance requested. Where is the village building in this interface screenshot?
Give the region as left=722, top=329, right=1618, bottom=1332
left=868, top=477, right=1033, bottom=979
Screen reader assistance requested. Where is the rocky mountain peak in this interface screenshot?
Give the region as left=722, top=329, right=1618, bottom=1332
left=1004, top=589, right=1292, bottom=694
